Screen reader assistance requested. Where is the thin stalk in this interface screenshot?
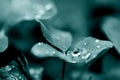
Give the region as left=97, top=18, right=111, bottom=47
left=61, top=60, right=66, bottom=80
left=61, top=51, right=67, bottom=80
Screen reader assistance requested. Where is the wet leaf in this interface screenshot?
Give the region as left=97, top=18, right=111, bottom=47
left=66, top=37, right=113, bottom=63
left=39, top=21, right=72, bottom=51
left=31, top=42, right=62, bottom=57
left=31, top=37, right=113, bottom=64
left=102, top=16, right=120, bottom=54
left=31, top=42, right=71, bottom=62
left=0, top=30, right=8, bottom=52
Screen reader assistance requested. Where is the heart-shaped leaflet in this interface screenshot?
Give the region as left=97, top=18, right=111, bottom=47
left=39, top=21, right=72, bottom=52
left=31, top=42, right=71, bottom=62
left=66, top=37, right=113, bottom=63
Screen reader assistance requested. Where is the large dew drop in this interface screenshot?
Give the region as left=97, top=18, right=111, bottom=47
left=66, top=37, right=113, bottom=63
left=0, top=30, right=8, bottom=52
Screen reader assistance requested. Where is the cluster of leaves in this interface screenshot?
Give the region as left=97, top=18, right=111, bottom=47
left=1, top=0, right=120, bottom=80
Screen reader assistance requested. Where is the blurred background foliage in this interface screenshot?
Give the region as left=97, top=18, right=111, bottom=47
left=0, top=0, right=120, bottom=80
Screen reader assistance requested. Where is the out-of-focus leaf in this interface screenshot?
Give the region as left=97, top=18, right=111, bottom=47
left=102, top=53, right=119, bottom=74
left=0, top=30, right=8, bottom=52
left=66, top=37, right=113, bottom=63
left=29, top=63, right=44, bottom=80
left=11, top=0, right=57, bottom=20
left=0, top=64, right=27, bottom=80
left=94, top=0, right=120, bottom=10
left=80, top=72, right=101, bottom=80
left=39, top=21, right=72, bottom=52
left=102, top=16, right=120, bottom=54
left=64, top=70, right=102, bottom=80
left=34, top=0, right=57, bottom=20
left=0, top=0, right=57, bottom=27
left=103, top=67, right=120, bottom=80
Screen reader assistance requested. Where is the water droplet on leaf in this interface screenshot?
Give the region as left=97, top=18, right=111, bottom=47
left=95, top=39, right=100, bottom=43
left=31, top=42, right=72, bottom=62
left=31, top=42, right=62, bottom=58
left=35, top=1, right=57, bottom=20
left=96, top=45, right=100, bottom=49
left=66, top=37, right=113, bottom=63
left=84, top=43, right=87, bottom=45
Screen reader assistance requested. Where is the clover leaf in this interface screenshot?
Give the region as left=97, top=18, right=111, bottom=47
left=40, top=20, right=72, bottom=52
left=31, top=21, right=113, bottom=64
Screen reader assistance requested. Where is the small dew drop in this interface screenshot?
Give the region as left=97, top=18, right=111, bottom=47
left=38, top=43, right=42, bottom=45
left=81, top=54, right=90, bottom=60
left=92, top=54, right=97, bottom=59
left=35, top=10, right=45, bottom=19
left=96, top=45, right=100, bottom=49
left=53, top=51, right=55, bottom=54
left=52, top=51, right=56, bottom=56
left=81, top=56, right=85, bottom=59
left=84, top=43, right=87, bottom=45
left=45, top=4, right=53, bottom=10
left=84, top=53, right=91, bottom=59
left=95, top=39, right=100, bottom=43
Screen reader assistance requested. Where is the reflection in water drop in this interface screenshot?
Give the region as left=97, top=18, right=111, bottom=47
left=71, top=48, right=81, bottom=57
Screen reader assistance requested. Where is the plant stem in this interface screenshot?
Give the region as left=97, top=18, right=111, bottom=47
left=61, top=60, right=66, bottom=80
